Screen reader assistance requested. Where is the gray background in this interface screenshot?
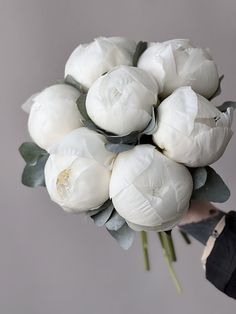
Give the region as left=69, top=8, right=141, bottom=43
left=1, top=0, right=236, bottom=313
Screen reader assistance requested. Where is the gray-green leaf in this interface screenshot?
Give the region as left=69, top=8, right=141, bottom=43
left=105, top=143, right=134, bottom=153
left=19, top=142, right=48, bottom=165
left=90, top=201, right=114, bottom=227
left=142, top=105, right=158, bottom=135
left=191, top=166, right=230, bottom=203
left=106, top=131, right=139, bottom=145
left=217, top=101, right=236, bottom=112
left=64, top=75, right=85, bottom=93
left=133, top=41, right=148, bottom=67
left=105, top=211, right=126, bottom=231
left=21, top=154, right=48, bottom=187
left=76, top=94, right=90, bottom=121
left=190, top=167, right=208, bottom=190
left=107, top=223, right=135, bottom=250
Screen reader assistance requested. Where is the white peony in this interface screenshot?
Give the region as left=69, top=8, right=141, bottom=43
left=138, top=39, right=219, bottom=98
left=153, top=86, right=233, bottom=167
left=28, top=84, right=83, bottom=150
left=109, top=145, right=193, bottom=232
left=65, top=36, right=136, bottom=90
left=86, top=65, right=158, bottom=135
left=45, top=128, right=116, bottom=213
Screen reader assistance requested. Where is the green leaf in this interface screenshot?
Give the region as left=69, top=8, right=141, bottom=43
left=191, top=166, right=230, bottom=203
left=209, top=75, right=224, bottom=100
left=217, top=101, right=236, bottom=112
left=105, top=211, right=126, bottom=231
left=76, top=94, right=90, bottom=121
left=64, top=75, right=85, bottom=93
left=21, top=154, right=48, bottom=187
left=142, top=105, right=158, bottom=135
left=107, top=223, right=135, bottom=250
left=190, top=167, right=208, bottom=190
left=105, top=143, right=134, bottom=153
left=90, top=201, right=114, bottom=227
left=19, top=142, right=48, bottom=165
left=133, top=41, right=148, bottom=67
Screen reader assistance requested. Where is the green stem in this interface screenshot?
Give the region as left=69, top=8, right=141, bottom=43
left=163, top=249, right=182, bottom=295
left=140, top=231, right=150, bottom=271
left=179, top=230, right=191, bottom=245
left=158, top=232, right=182, bottom=294
left=161, top=231, right=177, bottom=262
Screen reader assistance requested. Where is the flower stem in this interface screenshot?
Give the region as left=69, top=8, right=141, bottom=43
left=158, top=232, right=182, bottom=294
left=161, top=231, right=177, bottom=262
left=179, top=229, right=191, bottom=244
left=140, top=231, right=150, bottom=271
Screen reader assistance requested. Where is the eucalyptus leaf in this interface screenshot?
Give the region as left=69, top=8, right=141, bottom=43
left=105, top=211, right=126, bottom=231
left=83, top=120, right=139, bottom=145
left=190, top=167, right=208, bottom=190
left=82, top=119, right=102, bottom=132
left=209, top=75, right=224, bottom=100
left=21, top=154, right=48, bottom=187
left=90, top=202, right=114, bottom=227
left=64, top=75, right=85, bottom=93
left=142, top=105, right=158, bottom=135
left=19, top=142, right=48, bottom=165
left=76, top=94, right=90, bottom=121
left=88, top=199, right=113, bottom=215
left=77, top=95, right=142, bottom=145
left=21, top=93, right=38, bottom=114
left=82, top=114, right=140, bottom=146
left=191, top=166, right=230, bottom=203
left=107, top=223, right=135, bottom=250
left=106, top=131, right=139, bottom=145
left=217, top=101, right=236, bottom=112
left=133, top=41, right=148, bottom=67
left=105, top=143, right=135, bottom=153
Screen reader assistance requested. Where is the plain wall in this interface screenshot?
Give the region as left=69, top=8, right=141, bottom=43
left=1, top=0, right=236, bottom=313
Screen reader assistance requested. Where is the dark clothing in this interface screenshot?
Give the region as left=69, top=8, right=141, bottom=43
left=180, top=211, right=224, bottom=245
left=180, top=211, right=236, bottom=300
left=206, top=211, right=236, bottom=299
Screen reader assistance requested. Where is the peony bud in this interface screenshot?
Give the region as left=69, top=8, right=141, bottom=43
left=45, top=128, right=116, bottom=213
left=28, top=84, right=83, bottom=150
left=86, top=65, right=158, bottom=135
left=109, top=144, right=193, bottom=231
left=153, top=86, right=233, bottom=167
left=65, top=36, right=136, bottom=90
left=138, top=39, right=219, bottom=98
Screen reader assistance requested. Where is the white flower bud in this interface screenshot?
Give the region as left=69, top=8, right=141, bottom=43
left=138, top=39, right=219, bottom=98
left=45, top=128, right=116, bottom=213
left=28, top=84, right=83, bottom=150
left=65, top=37, right=136, bottom=89
left=86, top=65, right=158, bottom=135
left=109, top=145, right=193, bottom=231
left=153, top=86, right=233, bottom=167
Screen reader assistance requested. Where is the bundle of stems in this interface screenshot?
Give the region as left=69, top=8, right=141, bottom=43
left=140, top=229, right=191, bottom=294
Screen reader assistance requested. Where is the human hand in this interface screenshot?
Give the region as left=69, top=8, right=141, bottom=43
left=179, top=200, right=218, bottom=226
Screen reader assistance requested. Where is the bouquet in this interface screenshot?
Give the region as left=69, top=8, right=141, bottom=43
left=19, top=37, right=236, bottom=293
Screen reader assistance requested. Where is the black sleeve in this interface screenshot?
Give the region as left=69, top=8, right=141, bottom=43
left=205, top=211, right=236, bottom=299
left=179, top=210, right=224, bottom=245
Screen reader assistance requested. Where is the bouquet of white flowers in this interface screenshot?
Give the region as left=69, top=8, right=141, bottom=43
left=19, top=37, right=235, bottom=292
